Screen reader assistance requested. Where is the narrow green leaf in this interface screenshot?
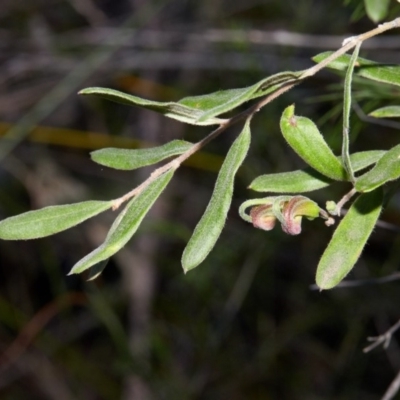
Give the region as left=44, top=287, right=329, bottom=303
left=79, top=87, right=226, bottom=126
left=250, top=169, right=330, bottom=193
left=312, top=53, right=400, bottom=87
left=342, top=43, right=361, bottom=183
left=280, top=105, right=347, bottom=180
left=91, top=140, right=192, bottom=170
left=364, top=0, right=390, bottom=23
left=81, top=71, right=302, bottom=126
left=182, top=120, right=251, bottom=272
left=0, top=201, right=112, bottom=240
left=316, top=188, right=383, bottom=290
left=369, top=106, right=400, bottom=119
left=69, top=170, right=174, bottom=275
left=355, top=144, right=400, bottom=192
left=249, top=150, right=385, bottom=193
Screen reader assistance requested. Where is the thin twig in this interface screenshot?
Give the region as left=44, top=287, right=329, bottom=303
left=332, top=188, right=357, bottom=216
left=353, top=102, right=400, bottom=131
left=364, top=319, right=400, bottom=353
left=309, top=272, right=400, bottom=291
left=382, top=368, right=400, bottom=400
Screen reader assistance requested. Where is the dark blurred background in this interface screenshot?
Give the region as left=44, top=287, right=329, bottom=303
left=1, top=1, right=400, bottom=399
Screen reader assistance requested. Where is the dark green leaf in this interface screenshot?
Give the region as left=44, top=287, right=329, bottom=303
left=312, top=52, right=400, bottom=87
left=280, top=105, right=347, bottom=180
left=69, top=170, right=174, bottom=275
left=79, top=87, right=226, bottom=126
left=364, top=0, right=390, bottom=23
left=0, top=201, right=113, bottom=240
left=249, top=150, right=385, bottom=193
left=369, top=106, right=400, bottom=118
left=316, top=188, right=383, bottom=289
left=80, top=71, right=301, bottom=126
left=194, top=71, right=302, bottom=122
left=355, top=144, right=400, bottom=192
left=182, top=119, right=251, bottom=272
left=91, top=140, right=192, bottom=170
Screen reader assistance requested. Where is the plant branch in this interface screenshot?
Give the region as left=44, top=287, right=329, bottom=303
left=300, top=17, right=400, bottom=80
left=382, top=368, right=400, bottom=400
left=112, top=16, right=400, bottom=210
left=364, top=319, right=400, bottom=353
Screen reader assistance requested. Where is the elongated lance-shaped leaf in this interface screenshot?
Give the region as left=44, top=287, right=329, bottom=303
left=69, top=170, right=174, bottom=275
left=91, top=140, right=192, bottom=170
left=249, top=150, right=385, bottom=193
left=312, top=53, right=400, bottom=88
left=316, top=188, right=383, bottom=290
left=0, top=201, right=113, bottom=240
left=194, top=71, right=302, bottom=122
left=79, top=87, right=226, bottom=126
left=182, top=120, right=251, bottom=273
left=81, top=71, right=302, bottom=126
left=364, top=0, right=390, bottom=23
left=280, top=105, right=347, bottom=181
left=369, top=106, right=400, bottom=119
left=355, top=144, right=400, bottom=192
left=342, top=43, right=361, bottom=183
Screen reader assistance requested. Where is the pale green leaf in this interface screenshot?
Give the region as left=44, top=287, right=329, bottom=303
left=364, top=0, right=390, bottom=23
left=0, top=201, right=113, bottom=240
left=69, top=170, right=174, bottom=275
left=355, top=144, right=400, bottom=192
left=316, top=188, right=383, bottom=290
left=91, top=140, right=192, bottom=170
left=369, top=106, right=400, bottom=118
left=312, top=53, right=400, bottom=87
left=182, top=120, right=251, bottom=272
left=249, top=150, right=385, bottom=193
left=280, top=105, right=347, bottom=180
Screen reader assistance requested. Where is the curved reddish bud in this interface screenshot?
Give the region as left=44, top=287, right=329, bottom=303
left=281, top=196, right=320, bottom=235
left=250, top=204, right=277, bottom=231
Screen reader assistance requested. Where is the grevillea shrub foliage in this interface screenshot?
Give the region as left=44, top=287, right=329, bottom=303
left=1, top=17, right=400, bottom=289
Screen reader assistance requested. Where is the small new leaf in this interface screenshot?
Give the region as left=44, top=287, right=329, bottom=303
left=0, top=201, right=113, bottom=240
left=181, top=119, right=251, bottom=272
left=355, top=144, right=400, bottom=192
left=316, top=188, right=383, bottom=290
left=69, top=170, right=174, bottom=275
left=280, top=105, right=347, bottom=181
left=369, top=106, right=400, bottom=119
left=91, top=140, right=192, bottom=170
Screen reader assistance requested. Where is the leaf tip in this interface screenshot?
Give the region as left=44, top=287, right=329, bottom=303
left=284, top=104, right=295, bottom=118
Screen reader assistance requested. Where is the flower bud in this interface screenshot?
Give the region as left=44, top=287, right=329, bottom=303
left=250, top=204, right=277, bottom=231
left=281, top=196, right=320, bottom=235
